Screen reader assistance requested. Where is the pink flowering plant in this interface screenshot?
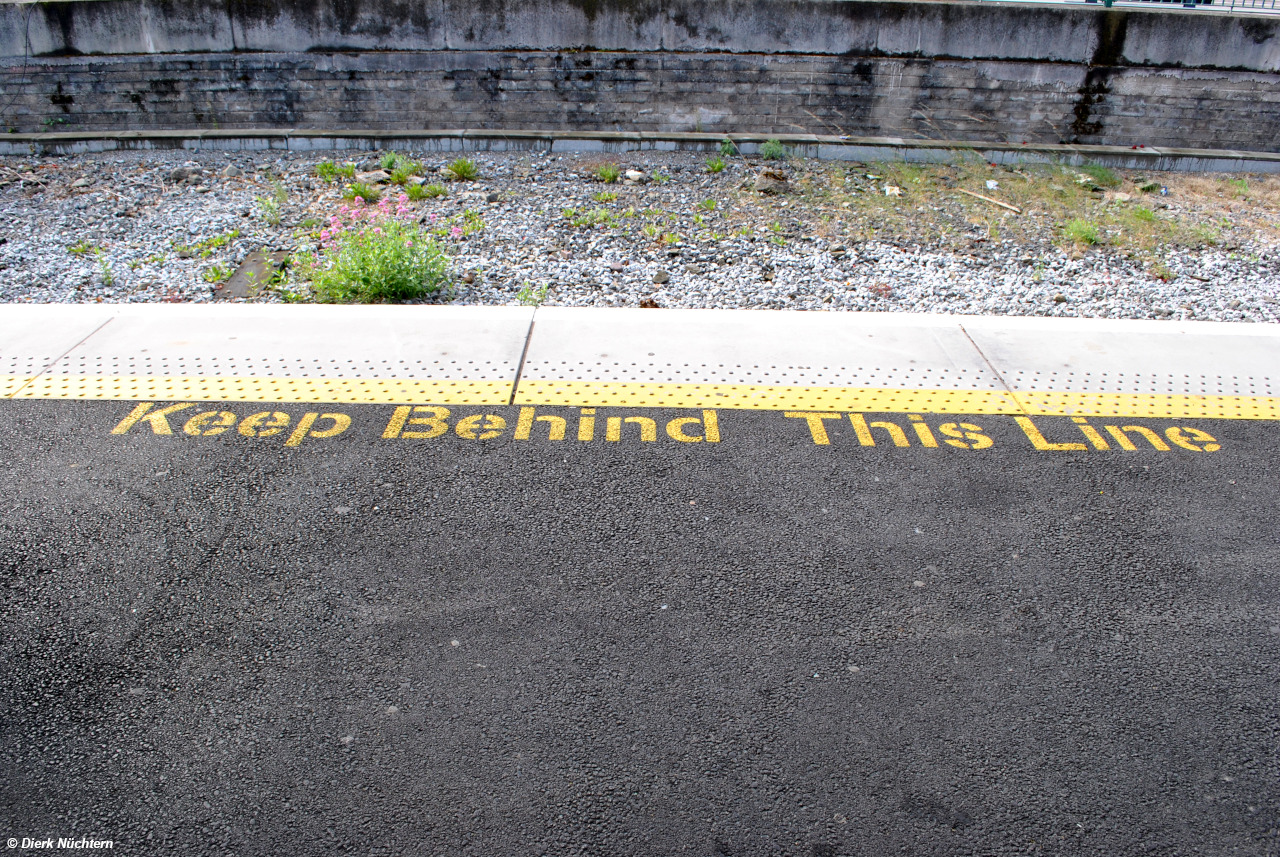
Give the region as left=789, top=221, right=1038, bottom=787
left=306, top=194, right=450, bottom=303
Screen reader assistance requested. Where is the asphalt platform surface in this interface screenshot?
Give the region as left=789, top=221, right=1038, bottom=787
left=2, top=399, right=1277, bottom=856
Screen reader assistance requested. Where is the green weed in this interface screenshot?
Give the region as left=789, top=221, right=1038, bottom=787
left=706, top=157, right=726, bottom=174
left=343, top=182, right=382, bottom=204
left=760, top=139, right=788, bottom=160
left=1150, top=260, right=1174, bottom=282
left=305, top=215, right=449, bottom=304
left=1081, top=164, right=1121, bottom=189
left=202, top=263, right=232, bottom=284
left=517, top=281, right=551, bottom=306
left=257, top=181, right=288, bottom=226
left=198, top=229, right=241, bottom=258
left=94, top=248, right=114, bottom=287
left=572, top=208, right=614, bottom=229
left=593, top=190, right=618, bottom=203
left=592, top=163, right=621, bottom=184
left=1065, top=219, right=1101, bottom=246
left=444, top=158, right=479, bottom=181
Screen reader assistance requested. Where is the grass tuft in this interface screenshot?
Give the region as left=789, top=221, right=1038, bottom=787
left=444, top=158, right=479, bottom=181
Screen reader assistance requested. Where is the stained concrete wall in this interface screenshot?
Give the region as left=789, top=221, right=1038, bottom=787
left=1, top=0, right=1278, bottom=151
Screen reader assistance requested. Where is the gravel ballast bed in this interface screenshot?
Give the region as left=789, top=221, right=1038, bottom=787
left=2, top=149, right=1279, bottom=323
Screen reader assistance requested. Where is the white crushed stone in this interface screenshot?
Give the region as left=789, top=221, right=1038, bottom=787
left=2, top=149, right=1278, bottom=323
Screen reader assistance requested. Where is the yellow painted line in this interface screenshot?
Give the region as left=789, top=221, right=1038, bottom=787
left=514, top=380, right=1022, bottom=413
left=1011, top=390, right=1280, bottom=421
left=2, top=375, right=1278, bottom=420
left=5, top=375, right=514, bottom=405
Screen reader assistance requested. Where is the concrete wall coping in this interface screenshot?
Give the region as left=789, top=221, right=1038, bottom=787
left=4, top=128, right=1278, bottom=173
left=2, top=0, right=1278, bottom=72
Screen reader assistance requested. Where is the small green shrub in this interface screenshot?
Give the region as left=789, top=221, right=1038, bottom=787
left=719, top=138, right=736, bottom=157
left=593, top=190, right=618, bottom=203
left=343, top=182, right=382, bottom=203
left=699, top=199, right=716, bottom=211
left=308, top=198, right=450, bottom=303
left=1081, top=164, right=1121, bottom=189
left=68, top=239, right=98, bottom=256
left=380, top=151, right=400, bottom=171
left=759, top=139, right=788, bottom=160
left=1226, top=178, right=1249, bottom=197
left=706, top=156, right=726, bottom=174
left=592, top=163, right=621, bottom=184
left=404, top=184, right=428, bottom=201
left=444, top=158, right=479, bottom=181
left=1132, top=207, right=1156, bottom=222
left=390, top=166, right=414, bottom=186
left=338, top=163, right=356, bottom=179
left=1065, top=219, right=1101, bottom=245
left=316, top=161, right=339, bottom=182
left=421, top=183, right=447, bottom=199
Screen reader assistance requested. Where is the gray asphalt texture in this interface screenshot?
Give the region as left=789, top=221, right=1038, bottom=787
left=1, top=402, right=1278, bottom=856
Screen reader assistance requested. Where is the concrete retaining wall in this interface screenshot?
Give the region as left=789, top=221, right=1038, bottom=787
left=2, top=0, right=1278, bottom=151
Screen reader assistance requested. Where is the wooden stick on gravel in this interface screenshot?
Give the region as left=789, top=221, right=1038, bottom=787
left=957, top=188, right=1021, bottom=214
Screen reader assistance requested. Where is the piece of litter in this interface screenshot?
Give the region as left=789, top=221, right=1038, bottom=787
left=884, top=185, right=902, bottom=197
left=957, top=188, right=1021, bottom=214
left=986, top=180, right=999, bottom=189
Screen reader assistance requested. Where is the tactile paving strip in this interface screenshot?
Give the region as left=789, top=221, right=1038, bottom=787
left=1010, top=391, right=1280, bottom=420
left=1004, top=370, right=1276, bottom=397
left=515, top=379, right=1020, bottom=413
left=13, top=357, right=518, bottom=403
left=16, top=375, right=513, bottom=405
left=520, top=361, right=1005, bottom=389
